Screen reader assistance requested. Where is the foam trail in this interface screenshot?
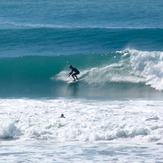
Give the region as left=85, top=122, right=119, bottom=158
left=83, top=63, right=144, bottom=84
left=55, top=60, right=145, bottom=85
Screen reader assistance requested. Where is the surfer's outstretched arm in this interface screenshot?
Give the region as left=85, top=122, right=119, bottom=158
left=68, top=70, right=73, bottom=77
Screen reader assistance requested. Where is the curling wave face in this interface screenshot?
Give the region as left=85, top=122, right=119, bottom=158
left=0, top=49, right=163, bottom=98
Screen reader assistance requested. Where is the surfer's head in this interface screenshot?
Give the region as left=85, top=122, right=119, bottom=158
left=69, top=65, right=73, bottom=69
left=61, top=114, right=65, bottom=118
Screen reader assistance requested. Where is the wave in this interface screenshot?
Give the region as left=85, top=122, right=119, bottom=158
left=124, top=49, right=163, bottom=91
left=2, top=21, right=163, bottom=30
left=0, top=28, right=163, bottom=57
left=55, top=49, right=163, bottom=91
left=0, top=49, right=163, bottom=98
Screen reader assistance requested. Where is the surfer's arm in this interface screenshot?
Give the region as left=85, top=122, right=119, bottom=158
left=68, top=70, right=73, bottom=76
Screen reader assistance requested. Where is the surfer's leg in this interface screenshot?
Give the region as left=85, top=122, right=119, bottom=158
left=75, top=75, right=79, bottom=80
left=76, top=72, right=79, bottom=80
left=73, top=73, right=78, bottom=80
left=72, top=74, right=76, bottom=81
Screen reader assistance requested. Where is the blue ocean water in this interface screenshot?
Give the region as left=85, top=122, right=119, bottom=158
left=0, top=0, right=163, bottom=98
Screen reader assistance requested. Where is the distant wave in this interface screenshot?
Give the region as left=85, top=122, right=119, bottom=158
left=1, top=21, right=163, bottom=30
left=1, top=27, right=163, bottom=58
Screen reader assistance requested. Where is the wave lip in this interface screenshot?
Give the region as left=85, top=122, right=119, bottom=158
left=123, top=49, right=163, bottom=91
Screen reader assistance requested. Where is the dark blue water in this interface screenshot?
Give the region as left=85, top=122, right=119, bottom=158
left=1, top=0, right=163, bottom=29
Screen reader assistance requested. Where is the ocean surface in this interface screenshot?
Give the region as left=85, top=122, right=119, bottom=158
left=1, top=0, right=163, bottom=162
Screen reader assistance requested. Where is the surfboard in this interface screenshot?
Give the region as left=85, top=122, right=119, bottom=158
left=68, top=79, right=83, bottom=84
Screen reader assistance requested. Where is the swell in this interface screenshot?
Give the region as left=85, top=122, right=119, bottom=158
left=0, top=28, right=163, bottom=57
left=0, top=53, right=117, bottom=82
left=0, top=50, right=163, bottom=98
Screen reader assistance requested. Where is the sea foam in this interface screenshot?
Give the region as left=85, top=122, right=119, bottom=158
left=0, top=122, right=21, bottom=140
left=0, top=98, right=163, bottom=143
left=118, top=49, right=163, bottom=91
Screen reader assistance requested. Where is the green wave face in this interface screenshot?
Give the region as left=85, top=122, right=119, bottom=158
left=0, top=50, right=163, bottom=99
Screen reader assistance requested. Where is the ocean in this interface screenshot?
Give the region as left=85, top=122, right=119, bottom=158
left=0, top=0, right=163, bottom=162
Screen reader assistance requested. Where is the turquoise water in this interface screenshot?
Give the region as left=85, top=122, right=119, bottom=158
left=0, top=51, right=163, bottom=99
left=0, top=0, right=163, bottom=98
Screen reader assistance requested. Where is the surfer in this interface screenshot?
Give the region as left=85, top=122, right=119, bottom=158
left=68, top=65, right=80, bottom=81
left=60, top=114, right=65, bottom=118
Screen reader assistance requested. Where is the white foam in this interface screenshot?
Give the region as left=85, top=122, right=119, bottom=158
left=0, top=122, right=21, bottom=139
left=124, top=49, right=163, bottom=90
left=53, top=70, right=71, bottom=82
left=55, top=62, right=144, bottom=85
left=0, top=98, right=163, bottom=143
left=1, top=98, right=163, bottom=162
left=82, top=63, right=144, bottom=84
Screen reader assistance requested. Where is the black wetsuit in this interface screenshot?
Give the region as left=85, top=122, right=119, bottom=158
left=70, top=67, right=80, bottom=75
left=69, top=67, right=80, bottom=80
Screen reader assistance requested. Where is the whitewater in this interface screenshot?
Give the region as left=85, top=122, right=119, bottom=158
left=0, top=98, right=163, bottom=162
